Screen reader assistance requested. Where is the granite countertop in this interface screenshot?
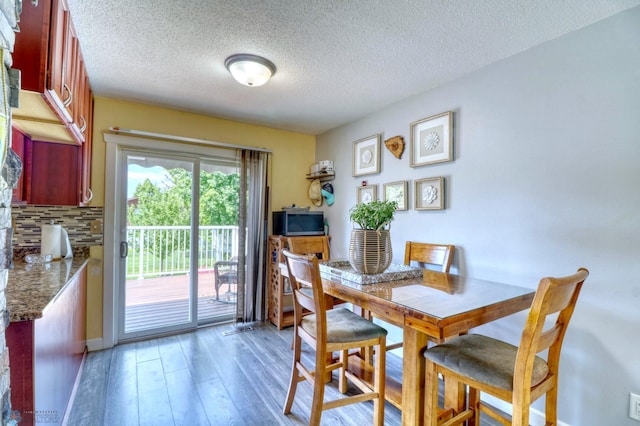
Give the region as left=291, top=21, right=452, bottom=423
left=6, top=256, right=90, bottom=322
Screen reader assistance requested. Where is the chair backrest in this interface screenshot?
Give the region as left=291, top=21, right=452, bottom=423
left=514, top=268, right=589, bottom=393
left=287, top=236, right=331, bottom=262
left=404, top=241, right=455, bottom=272
left=282, top=250, right=328, bottom=336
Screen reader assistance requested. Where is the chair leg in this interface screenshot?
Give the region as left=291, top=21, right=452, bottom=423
left=468, top=387, right=480, bottom=426
left=339, top=349, right=349, bottom=393
left=545, top=385, right=558, bottom=425
left=309, top=349, right=326, bottom=426
left=423, top=360, right=440, bottom=426
left=373, top=337, right=386, bottom=426
left=283, top=332, right=302, bottom=414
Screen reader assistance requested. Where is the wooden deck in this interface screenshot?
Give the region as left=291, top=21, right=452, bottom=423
left=125, top=272, right=237, bottom=333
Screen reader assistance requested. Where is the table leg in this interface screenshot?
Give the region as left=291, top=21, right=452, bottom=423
left=401, top=327, right=429, bottom=426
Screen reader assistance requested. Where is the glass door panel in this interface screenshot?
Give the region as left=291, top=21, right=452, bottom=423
left=120, top=152, right=196, bottom=339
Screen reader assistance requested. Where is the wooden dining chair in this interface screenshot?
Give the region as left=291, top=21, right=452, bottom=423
left=372, top=242, right=455, bottom=353
left=423, top=267, right=589, bottom=426
left=286, top=236, right=331, bottom=262
left=404, top=241, right=455, bottom=272
left=281, top=250, right=387, bottom=426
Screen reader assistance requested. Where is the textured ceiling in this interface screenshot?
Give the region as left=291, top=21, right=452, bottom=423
left=64, top=0, right=640, bottom=135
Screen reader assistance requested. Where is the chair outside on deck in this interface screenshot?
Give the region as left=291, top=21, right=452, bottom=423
left=281, top=249, right=387, bottom=426
left=423, top=267, right=589, bottom=426
left=213, top=259, right=238, bottom=301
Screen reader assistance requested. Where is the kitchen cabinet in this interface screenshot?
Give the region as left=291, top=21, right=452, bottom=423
left=268, top=236, right=294, bottom=329
left=11, top=126, right=81, bottom=206
left=12, top=0, right=93, bottom=147
left=267, top=236, right=339, bottom=329
left=6, top=263, right=87, bottom=425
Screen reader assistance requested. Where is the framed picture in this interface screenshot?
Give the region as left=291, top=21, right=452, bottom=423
left=352, top=134, right=381, bottom=176
left=383, top=181, right=408, bottom=211
left=356, top=185, right=377, bottom=204
left=410, top=111, right=453, bottom=167
left=415, top=177, right=444, bottom=210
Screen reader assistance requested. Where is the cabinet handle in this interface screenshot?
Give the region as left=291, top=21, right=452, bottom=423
left=79, top=115, right=87, bottom=133
left=120, top=242, right=128, bottom=259
left=84, top=188, right=93, bottom=202
left=62, top=83, right=73, bottom=107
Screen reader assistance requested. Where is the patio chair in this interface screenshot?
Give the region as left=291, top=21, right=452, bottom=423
left=214, top=258, right=238, bottom=300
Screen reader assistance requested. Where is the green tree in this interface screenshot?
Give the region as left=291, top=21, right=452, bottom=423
left=127, top=168, right=240, bottom=274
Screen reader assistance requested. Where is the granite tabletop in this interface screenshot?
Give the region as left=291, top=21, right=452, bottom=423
left=6, top=256, right=90, bottom=322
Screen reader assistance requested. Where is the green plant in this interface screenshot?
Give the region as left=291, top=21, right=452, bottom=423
left=349, top=200, right=398, bottom=231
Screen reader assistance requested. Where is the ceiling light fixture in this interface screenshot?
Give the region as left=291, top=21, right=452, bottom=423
left=224, top=54, right=277, bottom=87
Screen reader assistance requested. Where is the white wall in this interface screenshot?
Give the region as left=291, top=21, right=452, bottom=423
left=316, top=7, right=640, bottom=425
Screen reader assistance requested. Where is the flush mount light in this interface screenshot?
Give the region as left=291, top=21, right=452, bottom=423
left=224, top=54, right=277, bottom=87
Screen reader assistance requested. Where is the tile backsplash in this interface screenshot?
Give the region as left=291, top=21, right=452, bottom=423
left=11, top=205, right=104, bottom=260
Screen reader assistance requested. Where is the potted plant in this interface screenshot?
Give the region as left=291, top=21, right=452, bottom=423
left=348, top=200, right=398, bottom=274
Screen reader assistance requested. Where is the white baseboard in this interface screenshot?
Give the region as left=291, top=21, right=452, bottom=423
left=481, top=394, right=570, bottom=426
left=86, top=338, right=106, bottom=352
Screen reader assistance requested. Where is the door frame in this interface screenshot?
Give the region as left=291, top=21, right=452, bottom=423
left=103, top=133, right=240, bottom=348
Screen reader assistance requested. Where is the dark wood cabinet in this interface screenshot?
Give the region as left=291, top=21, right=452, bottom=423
left=11, top=0, right=94, bottom=205
left=12, top=0, right=94, bottom=146
left=12, top=126, right=81, bottom=205
left=6, top=265, right=87, bottom=425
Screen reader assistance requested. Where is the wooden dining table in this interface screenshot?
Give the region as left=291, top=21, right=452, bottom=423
left=317, top=266, right=536, bottom=426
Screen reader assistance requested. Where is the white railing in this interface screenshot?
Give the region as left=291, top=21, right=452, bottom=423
left=126, top=225, right=239, bottom=279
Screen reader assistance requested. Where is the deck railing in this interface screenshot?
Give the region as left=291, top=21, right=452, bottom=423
left=126, top=225, right=239, bottom=279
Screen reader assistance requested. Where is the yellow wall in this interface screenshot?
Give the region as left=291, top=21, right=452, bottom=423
left=86, top=97, right=316, bottom=341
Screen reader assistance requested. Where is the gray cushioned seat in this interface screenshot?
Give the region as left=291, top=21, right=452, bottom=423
left=423, top=334, right=549, bottom=391
left=301, top=308, right=388, bottom=343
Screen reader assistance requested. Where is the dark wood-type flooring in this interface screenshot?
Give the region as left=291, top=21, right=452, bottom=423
left=67, top=322, right=506, bottom=425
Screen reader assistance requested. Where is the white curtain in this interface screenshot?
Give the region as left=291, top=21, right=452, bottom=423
left=236, top=149, right=270, bottom=323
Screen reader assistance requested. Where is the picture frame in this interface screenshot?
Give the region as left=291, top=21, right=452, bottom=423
left=383, top=181, right=408, bottom=211
left=356, top=185, right=377, bottom=204
left=410, top=111, right=453, bottom=167
left=352, top=134, right=381, bottom=176
left=415, top=177, right=444, bottom=210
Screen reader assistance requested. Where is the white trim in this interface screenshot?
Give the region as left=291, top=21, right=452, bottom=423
left=102, top=138, right=118, bottom=349
left=108, top=127, right=272, bottom=153
left=86, top=338, right=105, bottom=352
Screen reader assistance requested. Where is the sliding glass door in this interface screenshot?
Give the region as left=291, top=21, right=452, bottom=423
left=118, top=150, right=240, bottom=341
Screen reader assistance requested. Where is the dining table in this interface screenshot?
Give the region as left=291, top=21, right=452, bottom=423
left=315, top=264, right=536, bottom=426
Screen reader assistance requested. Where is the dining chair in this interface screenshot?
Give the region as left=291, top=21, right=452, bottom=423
left=368, top=242, right=455, bottom=353
left=404, top=241, right=455, bottom=272
left=423, top=267, right=589, bottom=426
left=281, top=249, right=387, bottom=426
left=286, top=236, right=331, bottom=262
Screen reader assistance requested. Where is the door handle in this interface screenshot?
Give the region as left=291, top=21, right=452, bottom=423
left=120, top=241, right=128, bottom=258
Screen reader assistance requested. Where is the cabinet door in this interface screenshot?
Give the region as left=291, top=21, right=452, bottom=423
left=11, top=127, right=26, bottom=203
left=24, top=140, right=80, bottom=205
left=79, top=79, right=93, bottom=205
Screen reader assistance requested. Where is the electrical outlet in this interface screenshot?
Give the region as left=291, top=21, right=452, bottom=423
left=90, top=219, right=103, bottom=234
left=631, top=393, right=640, bottom=421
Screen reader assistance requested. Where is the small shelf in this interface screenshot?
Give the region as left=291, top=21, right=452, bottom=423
left=306, top=172, right=335, bottom=182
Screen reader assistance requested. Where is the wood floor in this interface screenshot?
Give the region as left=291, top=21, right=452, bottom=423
left=66, top=322, right=505, bottom=425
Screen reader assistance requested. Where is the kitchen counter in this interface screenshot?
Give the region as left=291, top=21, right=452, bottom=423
left=6, top=256, right=89, bottom=322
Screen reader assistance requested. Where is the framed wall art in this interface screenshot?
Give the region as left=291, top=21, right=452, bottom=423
left=415, top=177, right=444, bottom=210
left=410, top=111, right=453, bottom=167
left=352, top=134, right=381, bottom=176
left=383, top=181, right=408, bottom=211
left=356, top=185, right=377, bottom=204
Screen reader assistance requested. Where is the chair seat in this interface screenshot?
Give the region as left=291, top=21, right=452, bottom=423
left=301, top=308, right=388, bottom=343
left=423, top=334, right=549, bottom=391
